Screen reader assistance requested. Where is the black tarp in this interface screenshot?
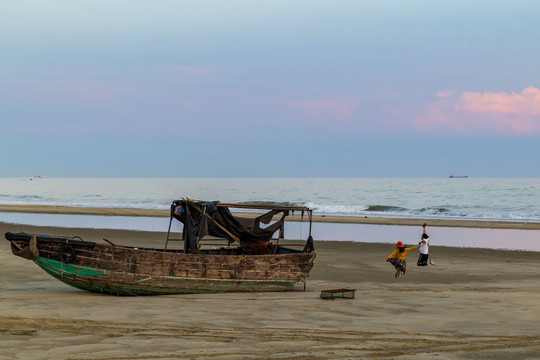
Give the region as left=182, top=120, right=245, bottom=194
left=170, top=200, right=289, bottom=254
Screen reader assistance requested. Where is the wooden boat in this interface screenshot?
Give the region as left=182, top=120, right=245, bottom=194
left=5, top=199, right=316, bottom=296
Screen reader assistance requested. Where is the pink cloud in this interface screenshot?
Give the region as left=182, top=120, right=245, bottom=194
left=415, top=87, right=540, bottom=135
left=456, top=86, right=540, bottom=115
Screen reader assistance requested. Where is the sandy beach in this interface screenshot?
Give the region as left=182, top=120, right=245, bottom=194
left=1, top=216, right=539, bottom=360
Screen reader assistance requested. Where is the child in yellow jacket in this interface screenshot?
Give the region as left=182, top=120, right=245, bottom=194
left=387, top=241, right=420, bottom=278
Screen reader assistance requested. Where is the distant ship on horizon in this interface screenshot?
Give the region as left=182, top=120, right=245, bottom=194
left=30, top=175, right=47, bottom=180
left=449, top=175, right=468, bottom=178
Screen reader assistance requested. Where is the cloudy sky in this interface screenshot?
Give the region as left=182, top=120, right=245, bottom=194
left=1, top=0, right=539, bottom=177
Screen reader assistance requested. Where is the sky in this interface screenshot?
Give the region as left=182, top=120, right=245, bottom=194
left=1, top=0, right=539, bottom=177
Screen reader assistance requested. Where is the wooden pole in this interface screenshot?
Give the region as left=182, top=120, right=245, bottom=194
left=216, top=202, right=310, bottom=212
left=102, top=238, right=119, bottom=247
left=183, top=198, right=241, bottom=244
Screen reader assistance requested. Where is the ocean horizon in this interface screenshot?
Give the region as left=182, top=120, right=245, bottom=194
left=1, top=177, right=539, bottom=222
left=1, top=177, right=539, bottom=251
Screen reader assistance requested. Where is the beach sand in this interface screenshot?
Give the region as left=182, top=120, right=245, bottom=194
left=1, top=220, right=540, bottom=359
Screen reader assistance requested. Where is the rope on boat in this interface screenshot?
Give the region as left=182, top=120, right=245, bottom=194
left=58, top=238, right=77, bottom=263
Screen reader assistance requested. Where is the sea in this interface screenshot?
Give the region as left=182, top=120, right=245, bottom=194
left=1, top=177, right=539, bottom=251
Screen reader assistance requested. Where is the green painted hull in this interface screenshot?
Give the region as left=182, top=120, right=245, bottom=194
left=6, top=231, right=315, bottom=296
left=34, top=257, right=295, bottom=295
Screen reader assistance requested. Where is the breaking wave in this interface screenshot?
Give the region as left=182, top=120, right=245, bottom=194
left=1, top=177, right=539, bottom=222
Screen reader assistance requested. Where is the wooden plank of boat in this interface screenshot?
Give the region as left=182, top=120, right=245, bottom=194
left=6, top=232, right=315, bottom=296
left=5, top=199, right=316, bottom=296
left=33, top=256, right=301, bottom=295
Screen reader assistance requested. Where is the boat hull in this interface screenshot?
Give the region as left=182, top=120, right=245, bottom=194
left=6, top=233, right=315, bottom=296
left=33, top=257, right=297, bottom=295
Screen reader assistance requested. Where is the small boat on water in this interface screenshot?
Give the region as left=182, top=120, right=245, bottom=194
left=449, top=175, right=468, bottom=178
left=5, top=199, right=316, bottom=296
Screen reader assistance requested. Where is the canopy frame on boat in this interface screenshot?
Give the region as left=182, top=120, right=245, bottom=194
left=165, top=198, right=313, bottom=254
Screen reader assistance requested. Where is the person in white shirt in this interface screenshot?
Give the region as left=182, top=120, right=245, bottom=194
left=417, top=223, right=436, bottom=267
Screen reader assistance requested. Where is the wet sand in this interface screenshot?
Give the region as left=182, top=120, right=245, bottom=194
left=1, top=220, right=539, bottom=359
left=1, top=204, right=540, bottom=230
